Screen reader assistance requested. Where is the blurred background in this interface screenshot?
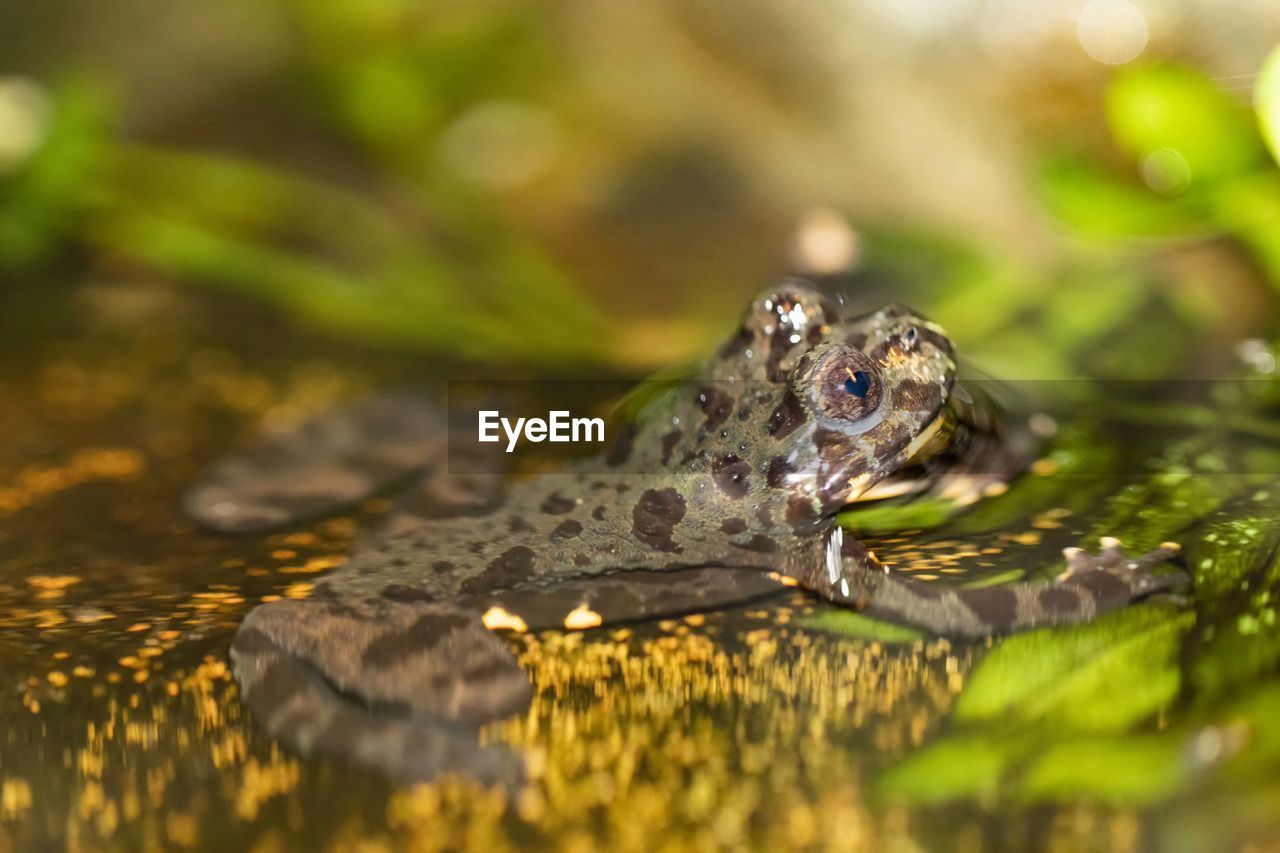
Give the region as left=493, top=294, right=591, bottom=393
left=2, top=0, right=1280, bottom=375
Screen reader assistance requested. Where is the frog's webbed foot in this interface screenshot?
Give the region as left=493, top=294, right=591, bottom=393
left=832, top=535, right=1188, bottom=638
left=231, top=598, right=531, bottom=785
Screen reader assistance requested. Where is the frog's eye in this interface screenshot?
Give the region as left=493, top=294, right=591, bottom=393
left=813, top=348, right=882, bottom=425
left=843, top=370, right=871, bottom=398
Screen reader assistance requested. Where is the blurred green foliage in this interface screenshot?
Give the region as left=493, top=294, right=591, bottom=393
left=1038, top=59, right=1280, bottom=284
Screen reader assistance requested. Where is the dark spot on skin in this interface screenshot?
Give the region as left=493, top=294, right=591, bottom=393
left=718, top=326, right=753, bottom=360
left=606, top=423, right=638, bottom=467
left=767, top=389, right=806, bottom=439
left=720, top=517, right=747, bottom=535
left=737, top=408, right=752, bottom=421
left=250, top=660, right=312, bottom=719
left=1038, top=586, right=1083, bottom=614
left=961, top=586, right=1019, bottom=627
left=391, top=557, right=409, bottom=568
left=550, top=519, right=583, bottom=542
left=541, top=493, right=576, bottom=514
left=916, top=326, right=952, bottom=357
left=362, top=610, right=474, bottom=666
left=508, top=516, right=533, bottom=533
left=813, top=427, right=845, bottom=453
left=574, top=554, right=592, bottom=566
left=711, top=454, right=751, bottom=499
left=381, top=584, right=436, bottom=603
left=732, top=534, right=777, bottom=552
left=593, top=505, right=608, bottom=521
left=766, top=456, right=794, bottom=489
left=460, top=546, right=537, bottom=595
left=661, top=431, right=682, bottom=465
left=469, top=541, right=485, bottom=553
left=786, top=496, right=826, bottom=536
left=231, top=627, right=275, bottom=657
left=631, top=488, right=686, bottom=553
left=699, top=387, right=734, bottom=431
left=1073, top=569, right=1133, bottom=603
left=756, top=506, right=773, bottom=528
left=432, top=561, right=454, bottom=573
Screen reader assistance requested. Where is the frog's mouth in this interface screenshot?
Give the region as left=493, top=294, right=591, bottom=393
left=848, top=405, right=957, bottom=504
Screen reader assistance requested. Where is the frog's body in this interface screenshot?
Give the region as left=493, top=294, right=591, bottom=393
left=188, top=281, right=1183, bottom=783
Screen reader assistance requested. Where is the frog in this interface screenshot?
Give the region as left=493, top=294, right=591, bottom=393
left=186, top=279, right=1186, bottom=784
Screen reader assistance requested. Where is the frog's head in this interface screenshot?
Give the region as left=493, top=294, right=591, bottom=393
left=711, top=279, right=956, bottom=519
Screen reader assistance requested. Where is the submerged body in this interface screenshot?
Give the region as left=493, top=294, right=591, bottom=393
left=187, top=280, right=1183, bottom=782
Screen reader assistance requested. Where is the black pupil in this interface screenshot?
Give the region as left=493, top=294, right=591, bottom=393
left=844, top=371, right=870, bottom=398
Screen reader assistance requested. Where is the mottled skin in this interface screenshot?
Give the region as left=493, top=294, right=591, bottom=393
left=187, top=280, right=1184, bottom=784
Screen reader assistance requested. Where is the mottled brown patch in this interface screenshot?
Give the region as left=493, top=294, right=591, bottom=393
left=786, top=495, right=825, bottom=536
left=362, top=610, right=474, bottom=666
left=766, top=456, right=794, bottom=489
left=961, top=586, right=1019, bottom=627
left=756, top=506, right=773, bottom=528
left=1074, top=570, right=1133, bottom=603
left=432, top=560, right=454, bottom=573
left=540, top=493, right=576, bottom=514
left=550, top=519, right=583, bottom=542
left=460, top=546, right=537, bottom=595
left=661, top=430, right=682, bottom=465
left=711, top=454, right=751, bottom=499
left=699, top=387, right=734, bottom=431
left=767, top=389, right=806, bottom=439
left=1038, top=586, right=1083, bottom=614
left=732, top=534, right=777, bottom=553
left=718, top=325, right=753, bottom=360
left=381, top=584, right=436, bottom=603
left=720, top=517, right=747, bottom=535
left=508, top=516, right=533, bottom=533
left=631, top=487, right=686, bottom=553
left=592, top=505, right=607, bottom=521
left=231, top=627, right=275, bottom=657
left=573, top=553, right=592, bottom=566
left=606, top=423, right=638, bottom=467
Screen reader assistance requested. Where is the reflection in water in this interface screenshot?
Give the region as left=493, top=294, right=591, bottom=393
left=0, top=316, right=1227, bottom=851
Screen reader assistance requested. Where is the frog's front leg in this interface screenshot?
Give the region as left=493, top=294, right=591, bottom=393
left=813, top=532, right=1186, bottom=637
left=230, top=595, right=530, bottom=784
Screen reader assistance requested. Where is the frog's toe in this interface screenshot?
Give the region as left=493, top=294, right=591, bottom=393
left=1056, top=540, right=1187, bottom=597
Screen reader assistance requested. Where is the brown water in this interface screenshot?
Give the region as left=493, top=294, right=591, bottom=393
left=0, top=289, right=1266, bottom=851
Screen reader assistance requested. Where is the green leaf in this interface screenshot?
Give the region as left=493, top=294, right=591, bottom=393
left=876, top=735, right=1015, bottom=803
left=954, top=604, right=1193, bottom=731
left=1257, top=43, right=1280, bottom=167
left=1107, top=64, right=1266, bottom=186
left=1019, top=734, right=1185, bottom=803
left=1035, top=152, right=1205, bottom=239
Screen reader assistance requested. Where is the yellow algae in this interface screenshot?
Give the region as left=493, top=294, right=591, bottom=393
left=563, top=604, right=603, bottom=630
left=236, top=757, right=301, bottom=820
left=279, top=555, right=345, bottom=574
left=0, top=779, right=32, bottom=820
left=481, top=606, right=529, bottom=633
left=1030, top=457, right=1060, bottom=477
